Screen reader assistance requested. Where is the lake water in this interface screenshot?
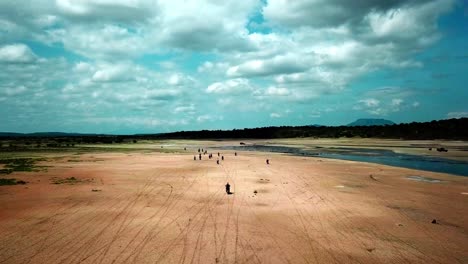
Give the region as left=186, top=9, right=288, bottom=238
left=217, top=145, right=468, bottom=177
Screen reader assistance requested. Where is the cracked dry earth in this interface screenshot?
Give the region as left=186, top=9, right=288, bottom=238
left=0, top=151, right=467, bottom=263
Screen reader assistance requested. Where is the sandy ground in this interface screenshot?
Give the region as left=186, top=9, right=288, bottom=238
left=0, top=148, right=467, bottom=264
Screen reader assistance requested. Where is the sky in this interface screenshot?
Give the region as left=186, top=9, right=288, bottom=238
left=0, top=0, right=467, bottom=134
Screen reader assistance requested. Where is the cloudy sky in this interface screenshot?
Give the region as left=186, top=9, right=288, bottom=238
left=0, top=0, right=467, bottom=134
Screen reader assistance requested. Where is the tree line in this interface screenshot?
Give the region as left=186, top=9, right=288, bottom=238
left=1, top=118, right=467, bottom=144
left=151, top=118, right=468, bottom=140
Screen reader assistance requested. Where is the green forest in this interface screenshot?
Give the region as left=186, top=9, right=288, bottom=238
left=2, top=118, right=466, bottom=145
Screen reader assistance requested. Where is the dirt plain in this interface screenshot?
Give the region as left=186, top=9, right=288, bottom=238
left=0, top=139, right=467, bottom=264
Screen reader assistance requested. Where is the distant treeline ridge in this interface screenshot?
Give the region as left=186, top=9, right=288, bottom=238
left=152, top=118, right=468, bottom=140
left=1, top=118, right=466, bottom=144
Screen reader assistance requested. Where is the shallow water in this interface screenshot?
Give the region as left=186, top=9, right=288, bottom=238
left=406, top=176, right=443, bottom=183
left=218, top=145, right=468, bottom=176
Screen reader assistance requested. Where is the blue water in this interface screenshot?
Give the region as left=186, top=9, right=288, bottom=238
left=217, top=145, right=468, bottom=177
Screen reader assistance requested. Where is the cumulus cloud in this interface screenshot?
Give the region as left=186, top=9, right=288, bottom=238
left=167, top=73, right=195, bottom=87
left=0, top=0, right=461, bottom=132
left=263, top=0, right=408, bottom=28
left=206, top=78, right=253, bottom=95
left=174, top=104, right=196, bottom=114
left=270, top=113, right=281, bottom=118
left=227, top=54, right=309, bottom=78
left=51, top=24, right=150, bottom=59
left=157, top=0, right=258, bottom=52
left=73, top=61, right=90, bottom=71
left=197, top=114, right=223, bottom=123
left=0, top=44, right=37, bottom=63
left=1, top=86, right=28, bottom=96
left=391, top=98, right=403, bottom=106
left=356, top=96, right=417, bottom=116
left=265, top=87, right=290, bottom=96
left=55, top=0, right=157, bottom=23
left=365, top=0, right=454, bottom=41
left=360, top=98, right=380, bottom=108
left=447, top=112, right=468, bottom=119
left=92, top=63, right=134, bottom=82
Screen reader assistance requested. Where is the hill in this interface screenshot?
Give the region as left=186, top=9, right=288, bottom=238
left=348, top=118, right=395, bottom=126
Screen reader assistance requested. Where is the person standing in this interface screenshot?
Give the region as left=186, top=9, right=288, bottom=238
left=225, top=182, right=231, bottom=194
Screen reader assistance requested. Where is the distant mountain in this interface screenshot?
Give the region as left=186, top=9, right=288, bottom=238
left=347, top=118, right=395, bottom=126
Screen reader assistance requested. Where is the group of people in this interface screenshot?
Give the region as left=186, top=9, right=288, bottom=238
left=190, top=147, right=271, bottom=195
left=193, top=148, right=232, bottom=164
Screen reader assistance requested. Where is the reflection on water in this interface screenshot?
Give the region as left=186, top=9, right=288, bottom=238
left=217, top=145, right=468, bottom=177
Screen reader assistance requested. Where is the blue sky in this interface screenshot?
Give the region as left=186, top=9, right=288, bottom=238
left=0, top=0, right=467, bottom=134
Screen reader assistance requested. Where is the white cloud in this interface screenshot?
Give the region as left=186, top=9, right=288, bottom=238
left=0, top=44, right=37, bottom=63
left=391, top=98, right=403, bottom=106
left=197, top=61, right=213, bottom=73
left=206, top=78, right=253, bottom=95
left=356, top=96, right=417, bottom=116
left=197, top=61, right=229, bottom=74
left=73, top=61, right=93, bottom=72
left=55, top=0, right=157, bottom=23
left=447, top=112, right=468, bottom=119
left=270, top=113, right=281, bottom=118
left=157, top=0, right=258, bottom=52
left=265, top=87, right=290, bottom=96
left=167, top=73, right=195, bottom=87
left=174, top=104, right=196, bottom=114
left=1, top=86, right=27, bottom=96
left=227, top=53, right=309, bottom=78
left=359, top=98, right=380, bottom=108
left=366, top=0, right=454, bottom=41
left=92, top=63, right=134, bottom=82
left=197, top=114, right=223, bottom=123
left=83, top=116, right=187, bottom=128
left=51, top=24, right=149, bottom=60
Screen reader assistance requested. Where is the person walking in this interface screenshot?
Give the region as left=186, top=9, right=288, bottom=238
left=225, top=182, right=231, bottom=194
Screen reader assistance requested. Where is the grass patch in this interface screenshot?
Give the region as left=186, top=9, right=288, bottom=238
left=0, top=158, right=48, bottom=174
left=0, top=178, right=27, bottom=185
left=51, top=177, right=92, bottom=185
left=0, top=168, right=14, bottom=174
